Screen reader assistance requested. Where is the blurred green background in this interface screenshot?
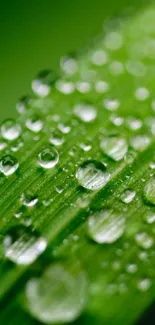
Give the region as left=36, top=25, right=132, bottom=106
left=0, top=0, right=147, bottom=120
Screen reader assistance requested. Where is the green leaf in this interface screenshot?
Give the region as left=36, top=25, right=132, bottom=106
left=1, top=4, right=155, bottom=325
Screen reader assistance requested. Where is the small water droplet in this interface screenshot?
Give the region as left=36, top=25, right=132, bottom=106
left=56, top=80, right=74, bottom=94
left=76, top=160, right=110, bottom=190
left=144, top=213, right=155, bottom=224
left=100, top=135, right=128, bottom=161
left=61, top=56, right=78, bottom=76
left=144, top=178, right=155, bottom=205
left=58, top=123, right=71, bottom=134
left=0, top=155, right=19, bottom=176
left=130, top=135, right=150, bottom=152
left=87, top=209, right=125, bottom=244
left=49, top=129, right=64, bottom=146
left=32, top=70, right=56, bottom=97
left=135, top=87, right=150, bottom=101
left=126, top=117, right=143, bottom=131
left=25, top=262, right=87, bottom=323
left=16, top=96, right=31, bottom=114
left=20, top=192, right=38, bottom=207
left=1, top=119, right=21, bottom=141
left=135, top=232, right=153, bottom=249
left=137, top=278, right=152, bottom=292
left=26, top=116, right=44, bottom=133
left=126, top=264, right=138, bottom=274
left=91, top=50, right=108, bottom=66
left=38, top=147, right=59, bottom=169
left=121, top=189, right=136, bottom=204
left=104, top=98, right=120, bottom=111
left=74, top=103, right=97, bottom=122
left=104, top=31, right=123, bottom=51
left=3, top=226, right=47, bottom=265
left=95, top=81, right=109, bottom=93
left=76, top=81, right=91, bottom=93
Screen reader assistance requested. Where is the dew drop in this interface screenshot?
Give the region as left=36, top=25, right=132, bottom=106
left=0, top=155, right=19, bottom=176
left=103, top=98, right=120, bottom=111
left=32, top=70, right=56, bottom=97
left=20, top=192, right=38, bottom=207
left=121, top=189, right=136, bottom=204
left=104, top=32, right=123, bottom=51
left=16, top=96, right=30, bottom=114
left=26, top=116, right=44, bottom=133
left=126, top=263, right=138, bottom=274
left=137, top=278, right=152, bottom=292
left=135, top=87, right=150, bottom=101
left=3, top=226, right=47, bottom=265
left=91, top=50, right=108, bottom=66
left=135, top=232, right=153, bottom=249
left=144, top=178, right=155, bottom=205
left=130, top=135, right=150, bottom=152
left=56, top=80, right=74, bottom=94
left=38, top=147, right=59, bottom=169
left=95, top=81, right=109, bottom=93
left=144, top=213, right=155, bottom=224
left=100, top=135, right=128, bottom=161
left=74, top=103, right=97, bottom=122
left=76, top=160, right=110, bottom=190
left=25, top=262, right=87, bottom=324
left=1, top=119, right=21, bottom=141
left=60, top=56, right=78, bottom=76
left=87, top=209, right=125, bottom=244
left=76, top=81, right=91, bottom=93
left=49, top=129, right=64, bottom=146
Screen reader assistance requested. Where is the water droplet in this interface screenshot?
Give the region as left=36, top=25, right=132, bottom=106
left=26, top=116, right=44, bottom=133
left=49, top=129, right=64, bottom=146
left=135, top=232, right=153, bottom=249
left=1, top=119, right=21, bottom=141
left=144, top=178, right=155, bottom=205
left=149, top=162, right=155, bottom=169
left=130, top=135, right=150, bottom=152
left=3, top=226, right=47, bottom=265
left=60, top=56, right=78, bottom=76
left=104, top=98, right=120, bottom=111
left=95, top=81, right=109, bottom=93
left=135, top=87, right=150, bottom=101
left=110, top=115, right=124, bottom=126
left=126, top=117, right=142, bottom=131
left=26, top=262, right=87, bottom=323
left=32, top=70, right=56, bottom=97
left=0, top=142, right=7, bottom=151
left=121, top=189, right=136, bottom=204
left=0, top=155, right=19, bottom=176
left=137, top=278, right=152, bottom=292
left=76, top=81, right=91, bottom=93
left=56, top=80, right=74, bottom=94
left=91, top=50, right=108, bottom=66
left=144, top=213, right=155, bottom=224
left=100, top=135, right=128, bottom=161
left=126, top=264, right=138, bottom=274
left=87, top=209, right=125, bottom=244
left=20, top=192, right=38, bottom=207
left=76, top=160, right=110, bottom=190
left=58, top=123, right=71, bottom=134
left=109, top=61, right=124, bottom=75
left=16, top=96, right=31, bottom=114
left=79, top=142, right=92, bottom=152
left=38, top=147, right=59, bottom=169
left=104, top=32, right=123, bottom=51
left=74, top=103, right=97, bottom=122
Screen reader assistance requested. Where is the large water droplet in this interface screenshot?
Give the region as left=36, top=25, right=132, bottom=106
left=144, top=178, right=155, bottom=205
left=3, top=226, right=47, bottom=265
left=38, top=147, right=59, bottom=169
left=0, top=155, right=19, bottom=176
left=1, top=119, right=21, bottom=141
left=25, top=262, right=87, bottom=323
left=74, top=103, right=97, bottom=122
left=130, top=135, right=150, bottom=152
left=100, top=136, right=128, bottom=161
left=76, top=160, right=110, bottom=190
left=87, top=209, right=125, bottom=244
